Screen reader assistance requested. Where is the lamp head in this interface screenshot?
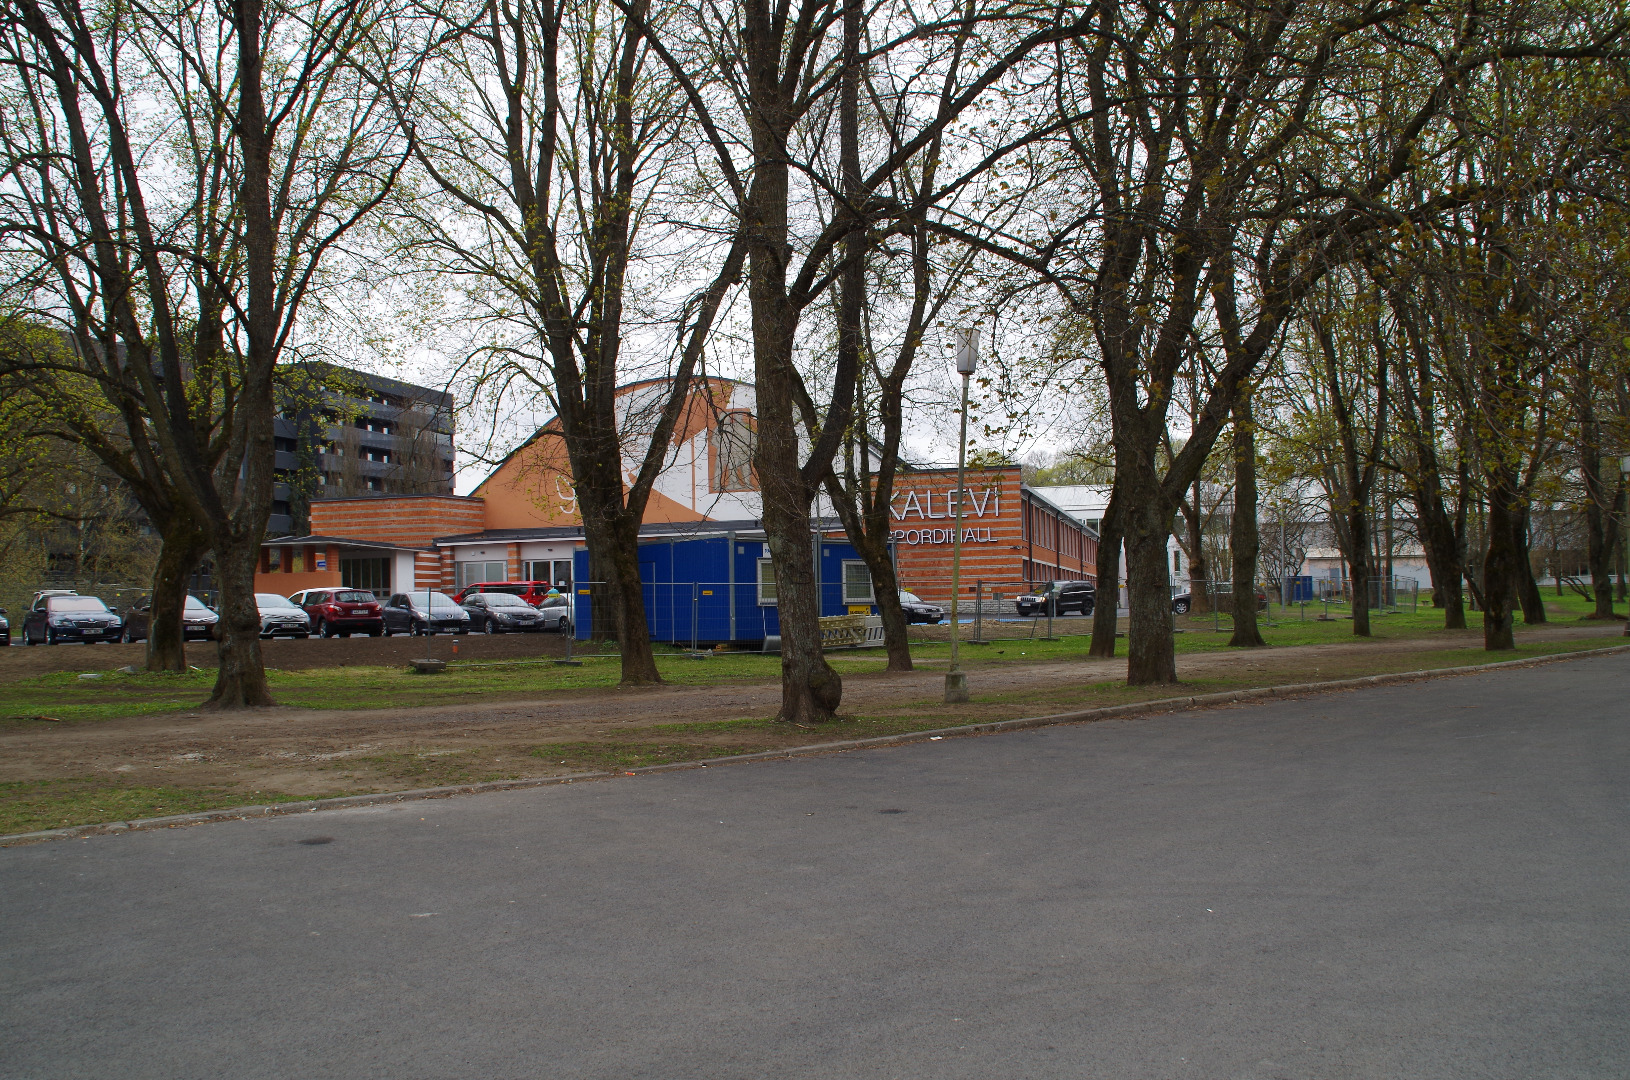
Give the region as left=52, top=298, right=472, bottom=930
left=954, top=327, right=980, bottom=375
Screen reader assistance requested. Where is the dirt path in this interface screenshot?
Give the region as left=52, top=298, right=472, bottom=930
left=0, top=624, right=1613, bottom=798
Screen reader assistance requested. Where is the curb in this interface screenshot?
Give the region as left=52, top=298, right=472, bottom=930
left=5, top=641, right=1628, bottom=848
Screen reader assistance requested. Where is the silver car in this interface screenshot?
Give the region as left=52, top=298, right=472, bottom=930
left=256, top=593, right=312, bottom=638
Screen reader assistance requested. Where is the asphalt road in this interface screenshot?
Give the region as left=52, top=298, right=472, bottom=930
left=4, top=653, right=1628, bottom=1080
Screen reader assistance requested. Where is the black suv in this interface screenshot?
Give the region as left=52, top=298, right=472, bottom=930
left=1015, top=580, right=1095, bottom=617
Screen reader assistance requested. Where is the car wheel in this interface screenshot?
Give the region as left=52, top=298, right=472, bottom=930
left=1173, top=599, right=1191, bottom=615
left=411, top=620, right=425, bottom=636
left=45, top=626, right=57, bottom=645
left=317, top=619, right=332, bottom=638
left=482, top=620, right=496, bottom=635
left=557, top=616, right=572, bottom=637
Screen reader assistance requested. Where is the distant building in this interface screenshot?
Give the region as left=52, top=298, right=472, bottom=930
left=269, top=365, right=455, bottom=537
left=255, top=377, right=1097, bottom=613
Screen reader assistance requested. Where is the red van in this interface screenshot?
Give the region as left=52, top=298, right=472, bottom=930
left=453, top=581, right=564, bottom=607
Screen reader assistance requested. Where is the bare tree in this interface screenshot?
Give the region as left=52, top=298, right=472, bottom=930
left=0, top=0, right=414, bottom=701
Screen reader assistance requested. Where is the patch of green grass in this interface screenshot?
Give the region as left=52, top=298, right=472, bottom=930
left=0, top=777, right=316, bottom=836
left=344, top=749, right=529, bottom=788
left=530, top=741, right=782, bottom=771
left=2, top=610, right=1620, bottom=726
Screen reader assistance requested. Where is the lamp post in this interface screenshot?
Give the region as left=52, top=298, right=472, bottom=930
left=945, top=327, right=979, bottom=704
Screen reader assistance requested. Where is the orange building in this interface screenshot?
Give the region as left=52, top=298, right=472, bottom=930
left=254, top=378, right=1098, bottom=604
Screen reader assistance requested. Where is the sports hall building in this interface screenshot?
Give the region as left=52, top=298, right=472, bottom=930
left=253, top=379, right=1098, bottom=609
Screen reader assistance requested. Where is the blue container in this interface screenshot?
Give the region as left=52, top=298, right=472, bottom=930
left=571, top=532, right=876, bottom=644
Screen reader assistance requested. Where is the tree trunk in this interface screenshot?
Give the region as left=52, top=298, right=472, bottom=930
left=1346, top=505, right=1372, bottom=637
left=1513, top=505, right=1545, bottom=624
left=593, top=512, right=660, bottom=683
left=1183, top=482, right=1209, bottom=615
left=1124, top=484, right=1178, bottom=684
left=1228, top=391, right=1265, bottom=647
left=856, top=532, right=912, bottom=671
left=1482, top=470, right=1520, bottom=650
left=1088, top=485, right=1121, bottom=658
left=145, top=521, right=209, bottom=673
left=1584, top=471, right=1624, bottom=619
left=205, top=534, right=274, bottom=708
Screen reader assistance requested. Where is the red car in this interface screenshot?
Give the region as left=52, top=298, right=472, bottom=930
left=453, top=581, right=565, bottom=607
left=287, top=588, right=384, bottom=637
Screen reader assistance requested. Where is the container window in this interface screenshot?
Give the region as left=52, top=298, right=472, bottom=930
left=842, top=561, right=874, bottom=604
left=757, top=559, right=777, bottom=605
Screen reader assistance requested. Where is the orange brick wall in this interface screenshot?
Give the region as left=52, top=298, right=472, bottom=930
left=885, top=467, right=1097, bottom=605
left=310, top=495, right=486, bottom=547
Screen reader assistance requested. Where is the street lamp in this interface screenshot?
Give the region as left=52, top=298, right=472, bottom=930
left=946, top=327, right=979, bottom=704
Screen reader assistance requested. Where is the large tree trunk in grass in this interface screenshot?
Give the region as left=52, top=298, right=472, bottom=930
left=146, top=520, right=209, bottom=672
left=1228, top=391, right=1265, bottom=647
left=1340, top=502, right=1373, bottom=638
left=1088, top=485, right=1121, bottom=658
left=1182, top=482, right=1210, bottom=615
left=1583, top=471, right=1624, bottom=620
left=1513, top=505, right=1545, bottom=624
left=206, top=534, right=274, bottom=708
left=1482, top=469, right=1521, bottom=650
left=1418, top=507, right=1467, bottom=629
left=1123, top=477, right=1179, bottom=685
left=587, top=510, right=660, bottom=682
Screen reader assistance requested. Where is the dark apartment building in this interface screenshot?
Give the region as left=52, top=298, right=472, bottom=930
left=270, top=365, right=455, bottom=537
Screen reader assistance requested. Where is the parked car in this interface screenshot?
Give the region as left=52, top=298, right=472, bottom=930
left=461, top=591, right=547, bottom=634
left=0, top=607, right=9, bottom=646
left=1170, top=589, right=1269, bottom=615
left=535, top=592, right=573, bottom=634
left=288, top=589, right=384, bottom=638
left=120, top=594, right=220, bottom=643
left=897, top=590, right=945, bottom=624
left=380, top=591, right=471, bottom=635
left=1015, top=580, right=1096, bottom=617
left=21, top=593, right=124, bottom=645
left=453, top=581, right=565, bottom=607
left=255, top=594, right=312, bottom=638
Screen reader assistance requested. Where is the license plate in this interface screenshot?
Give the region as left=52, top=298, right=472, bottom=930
left=82, top=628, right=102, bottom=635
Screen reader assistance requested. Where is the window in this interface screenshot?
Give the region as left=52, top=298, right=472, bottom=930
left=713, top=411, right=756, bottom=492
left=842, top=561, right=874, bottom=604
left=757, top=559, right=777, bottom=605
left=457, top=560, right=508, bottom=587
left=523, top=559, right=574, bottom=588
left=341, top=556, right=391, bottom=593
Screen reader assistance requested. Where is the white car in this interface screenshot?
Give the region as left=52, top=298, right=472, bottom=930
left=256, top=594, right=312, bottom=638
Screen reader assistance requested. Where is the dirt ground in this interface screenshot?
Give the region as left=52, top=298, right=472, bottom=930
left=0, top=623, right=1614, bottom=801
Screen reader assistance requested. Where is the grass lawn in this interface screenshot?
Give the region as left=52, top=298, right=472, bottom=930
left=0, top=595, right=1621, bottom=726
left=2, top=592, right=1623, bottom=838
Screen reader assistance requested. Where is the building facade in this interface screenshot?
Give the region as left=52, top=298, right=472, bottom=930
left=269, top=366, right=455, bottom=537
left=255, top=378, right=1098, bottom=615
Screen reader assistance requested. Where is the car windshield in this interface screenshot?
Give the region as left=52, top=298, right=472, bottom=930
left=486, top=593, right=532, bottom=608
left=412, top=593, right=463, bottom=612
left=899, top=591, right=923, bottom=604
left=334, top=591, right=375, bottom=604
left=256, top=594, right=302, bottom=609
left=50, top=596, right=109, bottom=612
left=184, top=596, right=212, bottom=612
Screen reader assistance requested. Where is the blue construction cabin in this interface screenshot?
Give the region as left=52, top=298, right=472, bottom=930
left=571, top=520, right=886, bottom=645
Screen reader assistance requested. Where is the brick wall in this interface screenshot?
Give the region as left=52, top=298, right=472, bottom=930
left=309, top=495, right=486, bottom=547
left=886, top=466, right=1098, bottom=605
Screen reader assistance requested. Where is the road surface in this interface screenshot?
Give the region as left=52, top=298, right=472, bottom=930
left=3, top=653, right=1628, bottom=1079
